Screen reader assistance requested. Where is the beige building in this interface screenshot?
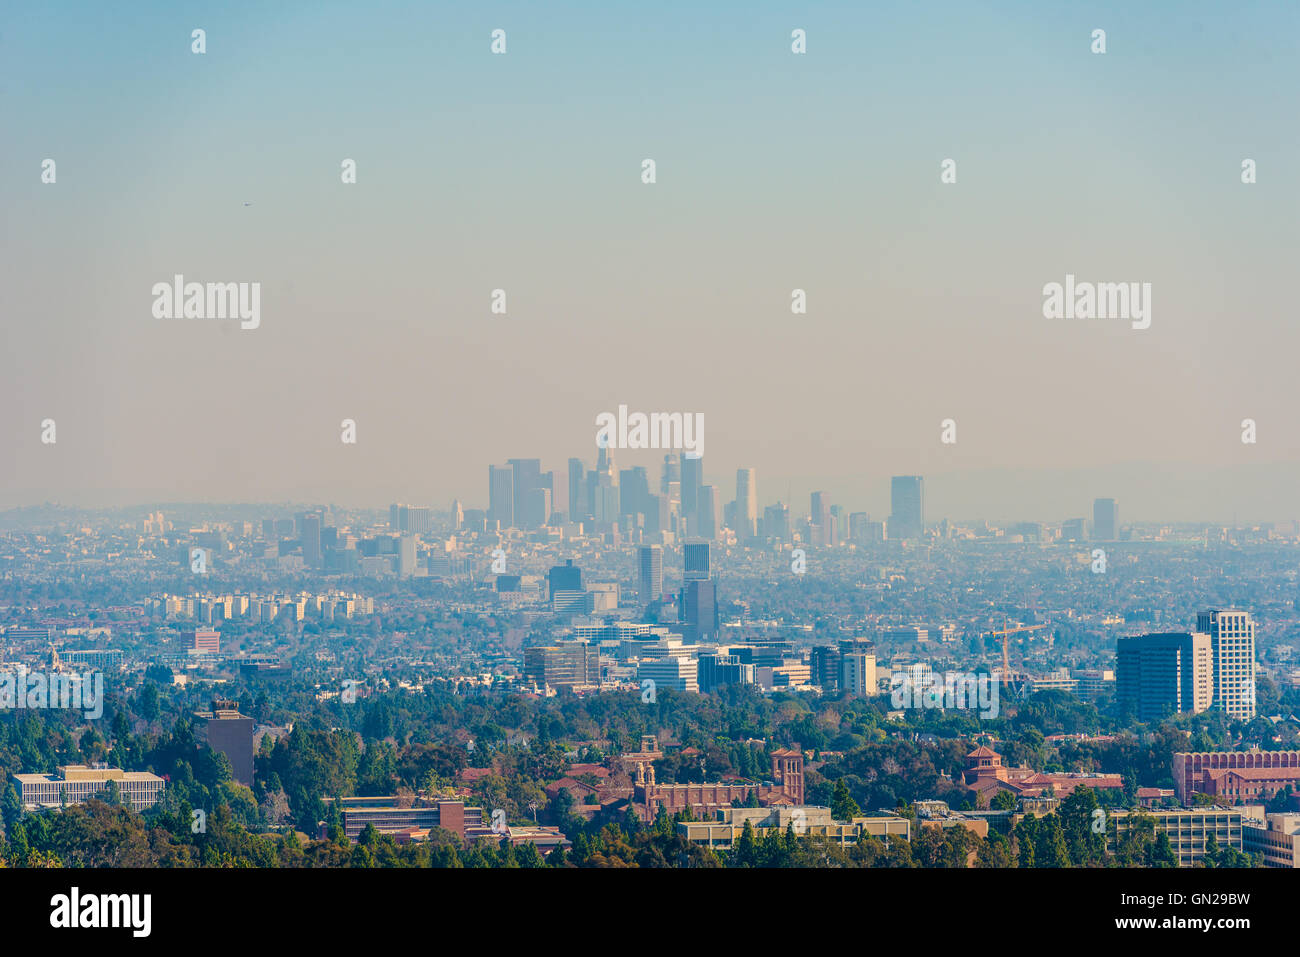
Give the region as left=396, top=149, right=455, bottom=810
left=1243, top=813, right=1300, bottom=868
left=678, top=806, right=910, bottom=850
left=14, top=764, right=164, bottom=811
left=1107, top=808, right=1242, bottom=867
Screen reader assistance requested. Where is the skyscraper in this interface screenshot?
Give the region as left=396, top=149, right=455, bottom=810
left=684, top=541, right=711, bottom=581
left=567, top=458, right=585, bottom=520
left=698, top=485, right=720, bottom=539
left=547, top=559, right=582, bottom=599
left=1198, top=609, right=1257, bottom=720
left=736, top=468, right=757, bottom=540
left=638, top=545, right=663, bottom=605
left=300, top=514, right=322, bottom=569
left=680, top=579, right=718, bottom=642
left=1116, top=633, right=1213, bottom=722
left=1094, top=498, right=1118, bottom=541
left=764, top=502, right=790, bottom=542
left=507, top=458, right=542, bottom=528
left=681, top=455, right=703, bottom=532
left=889, top=476, right=925, bottom=540
left=488, top=464, right=514, bottom=529
left=620, top=466, right=651, bottom=519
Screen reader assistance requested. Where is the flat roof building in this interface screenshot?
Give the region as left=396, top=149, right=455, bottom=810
left=14, top=764, right=164, bottom=811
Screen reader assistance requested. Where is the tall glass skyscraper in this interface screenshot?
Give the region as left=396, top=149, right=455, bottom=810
left=889, top=476, right=925, bottom=540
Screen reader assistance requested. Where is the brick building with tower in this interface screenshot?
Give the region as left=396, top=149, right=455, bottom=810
left=632, top=748, right=804, bottom=822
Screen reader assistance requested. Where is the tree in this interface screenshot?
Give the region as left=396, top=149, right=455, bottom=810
left=732, top=820, right=760, bottom=868
left=830, top=779, right=861, bottom=821
left=991, top=790, right=1017, bottom=811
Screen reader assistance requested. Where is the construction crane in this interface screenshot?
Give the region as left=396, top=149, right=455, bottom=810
left=988, top=622, right=1050, bottom=684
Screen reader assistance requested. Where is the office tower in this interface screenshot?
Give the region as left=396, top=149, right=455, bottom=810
left=723, top=500, right=739, bottom=535
left=548, top=559, right=583, bottom=599
left=638, top=656, right=700, bottom=693
left=488, top=464, right=514, bottom=529
left=1198, top=609, right=1258, bottom=720
left=523, top=642, right=600, bottom=689
left=301, top=514, right=322, bottom=568
left=193, top=629, right=220, bottom=654
left=698, top=485, right=720, bottom=539
left=828, top=505, right=843, bottom=546
left=736, top=468, right=757, bottom=540
left=193, top=706, right=255, bottom=787
left=698, top=653, right=751, bottom=693
left=506, top=458, right=542, bottom=528
left=889, top=476, right=925, bottom=540
left=452, top=499, right=463, bottom=530
left=1094, top=498, right=1119, bottom=541
left=644, top=494, right=669, bottom=536
left=849, top=512, right=871, bottom=544
left=568, top=458, right=585, bottom=519
left=397, top=535, right=417, bottom=578
left=660, top=453, right=680, bottom=494
left=680, top=579, right=718, bottom=642
left=681, top=455, right=703, bottom=529
left=1061, top=518, right=1086, bottom=541
left=684, top=541, right=711, bottom=581
left=840, top=653, right=878, bottom=696
left=529, top=488, right=552, bottom=528
left=620, top=466, right=651, bottom=519
left=638, top=545, right=664, bottom=605
left=810, top=491, right=829, bottom=529
left=1116, top=633, right=1213, bottom=722
left=810, top=646, right=841, bottom=690
left=764, top=503, right=790, bottom=542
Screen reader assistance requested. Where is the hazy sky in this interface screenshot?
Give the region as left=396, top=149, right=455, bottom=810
left=4, top=1, right=1299, bottom=521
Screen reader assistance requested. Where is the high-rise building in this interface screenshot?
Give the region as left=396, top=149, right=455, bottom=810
left=840, top=653, right=878, bottom=697
left=529, top=487, right=552, bottom=528
left=698, top=485, right=720, bottom=539
left=620, top=467, right=651, bottom=519
left=735, top=468, right=757, bottom=540
left=568, top=458, right=585, bottom=520
left=1116, top=633, right=1213, bottom=722
left=684, top=541, right=711, bottom=581
left=488, top=464, right=514, bottom=529
left=764, top=503, right=790, bottom=542
left=681, top=455, right=703, bottom=531
left=523, top=642, right=600, bottom=689
left=1198, top=609, right=1258, bottom=720
left=680, top=579, right=718, bottom=642
left=810, top=491, right=829, bottom=529
left=638, top=545, right=663, bottom=605
left=193, top=706, right=255, bottom=786
left=397, top=534, right=417, bottom=578
left=547, top=559, right=583, bottom=600
left=1094, top=498, right=1119, bottom=541
left=889, top=476, right=925, bottom=540
left=301, top=514, right=322, bottom=568
left=507, top=458, right=542, bottom=528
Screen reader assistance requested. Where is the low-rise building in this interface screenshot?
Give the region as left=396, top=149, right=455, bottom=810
left=14, top=764, right=164, bottom=811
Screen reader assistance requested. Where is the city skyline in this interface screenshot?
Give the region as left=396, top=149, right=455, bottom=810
left=5, top=3, right=1299, bottom=520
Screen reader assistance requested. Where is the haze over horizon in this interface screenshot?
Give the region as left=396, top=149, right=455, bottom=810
left=4, top=1, right=1298, bottom=521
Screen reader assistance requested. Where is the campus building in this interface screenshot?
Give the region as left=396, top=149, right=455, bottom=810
left=633, top=749, right=804, bottom=822
left=1172, top=749, right=1300, bottom=804
left=1107, top=808, right=1242, bottom=867
left=14, top=764, right=164, bottom=811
